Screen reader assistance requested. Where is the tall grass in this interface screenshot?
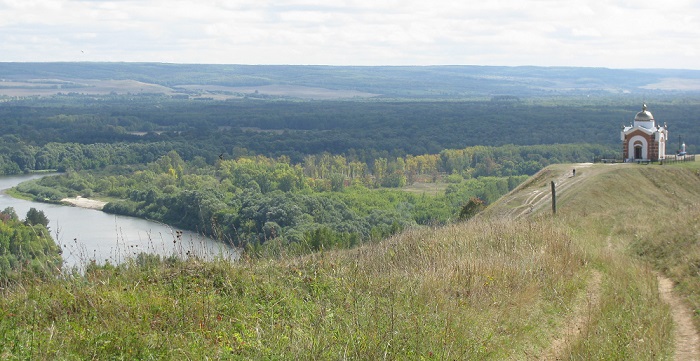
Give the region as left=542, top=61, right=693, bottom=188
left=0, top=216, right=590, bottom=359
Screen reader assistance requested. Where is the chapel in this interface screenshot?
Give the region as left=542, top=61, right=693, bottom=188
left=621, top=104, right=668, bottom=161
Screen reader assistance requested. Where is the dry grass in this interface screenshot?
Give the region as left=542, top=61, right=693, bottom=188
left=0, top=216, right=589, bottom=359
left=542, top=163, right=700, bottom=359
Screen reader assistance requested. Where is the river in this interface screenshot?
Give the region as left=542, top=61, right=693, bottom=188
left=0, top=173, right=238, bottom=269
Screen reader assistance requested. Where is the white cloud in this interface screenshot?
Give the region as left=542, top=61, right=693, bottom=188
left=0, top=0, right=698, bottom=68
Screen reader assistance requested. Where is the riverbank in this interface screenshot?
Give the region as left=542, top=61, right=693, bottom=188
left=60, top=196, right=108, bottom=210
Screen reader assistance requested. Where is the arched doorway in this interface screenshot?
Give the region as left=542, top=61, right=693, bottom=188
left=627, top=136, right=649, bottom=161
left=634, top=144, right=643, bottom=159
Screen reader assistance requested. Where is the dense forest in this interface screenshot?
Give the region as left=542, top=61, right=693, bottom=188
left=1, top=95, right=697, bottom=172
left=2, top=63, right=699, bottom=256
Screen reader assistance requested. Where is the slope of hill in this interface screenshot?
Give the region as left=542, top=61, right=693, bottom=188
left=488, top=161, right=700, bottom=359
left=1, top=161, right=699, bottom=359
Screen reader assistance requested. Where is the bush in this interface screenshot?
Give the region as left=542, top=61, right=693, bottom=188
left=459, top=197, right=486, bottom=220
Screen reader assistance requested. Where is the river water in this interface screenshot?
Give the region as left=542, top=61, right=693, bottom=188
left=0, top=173, right=238, bottom=269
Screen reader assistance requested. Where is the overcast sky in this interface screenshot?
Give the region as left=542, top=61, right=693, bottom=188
left=1, top=0, right=698, bottom=69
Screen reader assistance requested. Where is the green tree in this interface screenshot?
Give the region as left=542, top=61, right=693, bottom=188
left=0, top=207, right=18, bottom=222
left=25, top=208, right=49, bottom=228
left=1, top=211, right=61, bottom=279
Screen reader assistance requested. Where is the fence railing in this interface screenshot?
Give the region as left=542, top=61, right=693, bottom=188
left=593, top=157, right=623, bottom=164
left=661, top=154, right=696, bottom=164
left=593, top=155, right=695, bottom=165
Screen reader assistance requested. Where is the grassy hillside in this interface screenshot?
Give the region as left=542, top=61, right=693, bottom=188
left=1, top=161, right=699, bottom=359
left=489, top=161, right=700, bottom=358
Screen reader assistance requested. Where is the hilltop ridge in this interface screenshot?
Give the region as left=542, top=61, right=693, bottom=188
left=492, top=161, right=700, bottom=219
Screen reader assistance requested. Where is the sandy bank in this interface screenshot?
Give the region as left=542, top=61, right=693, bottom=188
left=61, top=196, right=108, bottom=210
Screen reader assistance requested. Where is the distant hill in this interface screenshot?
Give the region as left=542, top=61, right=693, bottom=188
left=1, top=62, right=700, bottom=99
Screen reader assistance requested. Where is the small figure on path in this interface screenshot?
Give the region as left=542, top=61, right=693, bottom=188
left=572, top=168, right=576, bottom=177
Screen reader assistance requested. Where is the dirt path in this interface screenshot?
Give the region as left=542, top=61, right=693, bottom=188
left=658, top=275, right=700, bottom=360
left=537, top=271, right=603, bottom=360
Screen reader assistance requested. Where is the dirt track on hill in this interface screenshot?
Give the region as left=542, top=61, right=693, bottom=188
left=493, top=163, right=605, bottom=219
left=658, top=276, right=700, bottom=360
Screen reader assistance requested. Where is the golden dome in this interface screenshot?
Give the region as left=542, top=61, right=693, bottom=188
left=635, top=103, right=654, bottom=121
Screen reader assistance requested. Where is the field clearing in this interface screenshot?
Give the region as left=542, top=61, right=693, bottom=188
left=0, top=79, right=175, bottom=96
left=0, top=79, right=382, bottom=99
left=177, top=84, right=380, bottom=99
left=402, top=181, right=448, bottom=196
left=640, top=78, right=700, bottom=91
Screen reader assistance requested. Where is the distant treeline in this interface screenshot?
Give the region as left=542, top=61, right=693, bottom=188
left=0, top=132, right=612, bottom=179
left=2, top=95, right=696, bottom=167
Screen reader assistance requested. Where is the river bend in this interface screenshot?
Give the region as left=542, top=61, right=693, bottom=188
left=0, top=173, right=237, bottom=269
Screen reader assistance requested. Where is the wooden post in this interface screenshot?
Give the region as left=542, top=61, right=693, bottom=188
left=551, top=181, right=556, bottom=215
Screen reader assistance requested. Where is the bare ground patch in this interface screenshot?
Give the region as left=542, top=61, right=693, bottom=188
left=61, top=196, right=107, bottom=210
left=658, top=275, right=700, bottom=361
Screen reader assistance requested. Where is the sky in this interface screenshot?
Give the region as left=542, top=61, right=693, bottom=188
left=1, top=0, right=699, bottom=69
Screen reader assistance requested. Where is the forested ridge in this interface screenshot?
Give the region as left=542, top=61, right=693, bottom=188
left=3, top=62, right=700, bottom=96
